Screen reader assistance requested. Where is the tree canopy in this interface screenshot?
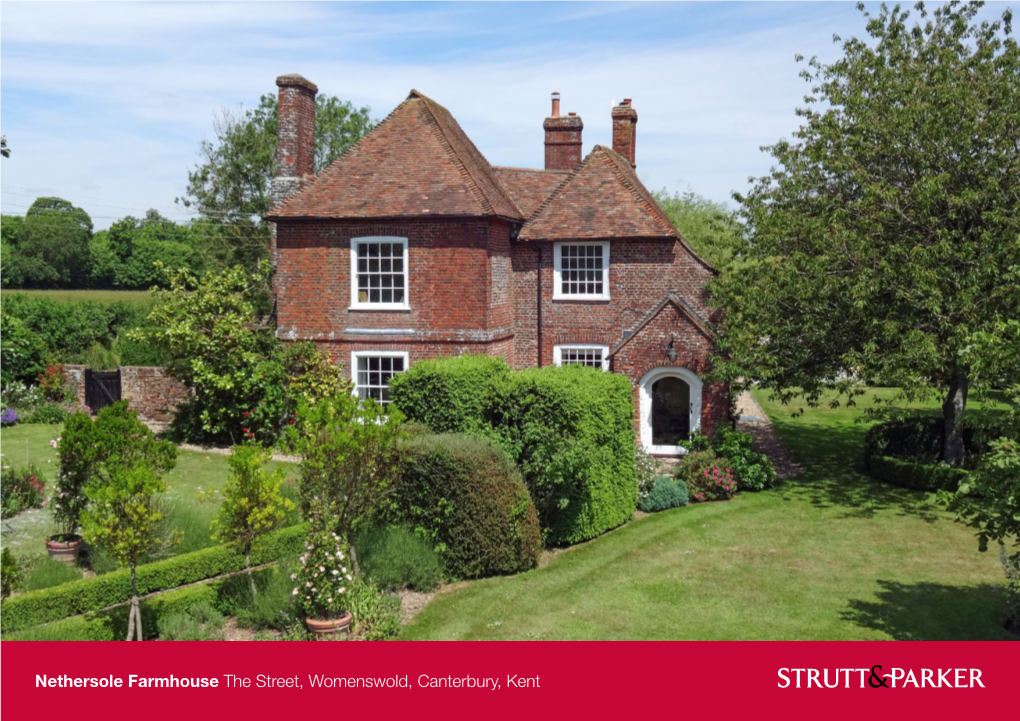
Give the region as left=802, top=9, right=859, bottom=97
left=713, top=1, right=1020, bottom=466
left=5, top=197, right=93, bottom=288
left=178, top=93, right=374, bottom=268
left=653, top=188, right=743, bottom=270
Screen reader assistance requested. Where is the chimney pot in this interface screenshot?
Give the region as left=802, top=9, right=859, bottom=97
left=568, top=112, right=577, bottom=116
left=550, top=91, right=561, bottom=117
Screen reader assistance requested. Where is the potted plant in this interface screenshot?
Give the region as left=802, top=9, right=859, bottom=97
left=294, top=526, right=354, bottom=639
left=48, top=432, right=89, bottom=564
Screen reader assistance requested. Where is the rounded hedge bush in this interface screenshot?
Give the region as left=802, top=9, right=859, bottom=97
left=637, top=476, right=689, bottom=513
left=388, top=433, right=541, bottom=579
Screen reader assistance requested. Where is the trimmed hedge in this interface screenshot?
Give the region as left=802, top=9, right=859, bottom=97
left=0, top=524, right=304, bottom=635
left=389, top=433, right=541, bottom=579
left=3, top=570, right=266, bottom=641
left=389, top=355, right=509, bottom=434
left=867, top=455, right=970, bottom=493
left=486, top=365, right=638, bottom=545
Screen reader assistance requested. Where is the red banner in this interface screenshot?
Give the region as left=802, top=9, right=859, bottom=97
left=1, top=641, right=1014, bottom=719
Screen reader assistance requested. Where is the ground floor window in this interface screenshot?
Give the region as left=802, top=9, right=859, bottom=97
left=553, top=344, right=610, bottom=371
left=351, top=351, right=409, bottom=405
left=638, top=367, right=703, bottom=455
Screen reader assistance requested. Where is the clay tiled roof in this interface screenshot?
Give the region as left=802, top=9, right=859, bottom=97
left=268, top=90, right=523, bottom=221
left=518, top=145, right=678, bottom=241
left=491, top=166, right=571, bottom=218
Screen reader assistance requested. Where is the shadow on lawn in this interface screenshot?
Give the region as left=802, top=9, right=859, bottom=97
left=769, top=418, right=941, bottom=523
left=841, top=579, right=1012, bottom=641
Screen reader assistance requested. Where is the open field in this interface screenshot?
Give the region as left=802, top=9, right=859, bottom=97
left=1, top=289, right=154, bottom=305
left=401, top=388, right=1014, bottom=641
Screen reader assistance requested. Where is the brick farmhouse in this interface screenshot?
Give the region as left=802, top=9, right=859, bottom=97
left=266, top=75, right=730, bottom=456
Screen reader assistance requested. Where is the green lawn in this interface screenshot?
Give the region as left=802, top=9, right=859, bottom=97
left=401, top=388, right=1014, bottom=641
left=0, top=289, right=153, bottom=305
left=0, top=424, right=298, bottom=561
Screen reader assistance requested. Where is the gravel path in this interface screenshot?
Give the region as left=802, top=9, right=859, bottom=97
left=734, top=390, right=801, bottom=479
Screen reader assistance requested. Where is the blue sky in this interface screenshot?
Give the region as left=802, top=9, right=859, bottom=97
left=1, top=1, right=1012, bottom=229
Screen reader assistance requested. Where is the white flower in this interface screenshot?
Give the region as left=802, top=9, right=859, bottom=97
left=290, top=573, right=297, bottom=580
left=339, top=587, right=346, bottom=594
left=319, top=565, right=325, bottom=573
left=292, top=588, right=298, bottom=596
left=346, top=574, right=352, bottom=581
left=331, top=569, right=338, bottom=575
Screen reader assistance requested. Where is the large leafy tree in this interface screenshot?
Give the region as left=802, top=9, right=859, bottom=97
left=178, top=94, right=374, bottom=268
left=10, top=197, right=93, bottom=287
left=714, top=1, right=1020, bottom=466
left=98, top=209, right=203, bottom=288
left=653, top=188, right=744, bottom=270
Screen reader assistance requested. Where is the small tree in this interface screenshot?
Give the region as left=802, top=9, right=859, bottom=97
left=289, top=393, right=404, bottom=567
left=212, top=443, right=294, bottom=593
left=55, top=402, right=176, bottom=541
left=82, top=464, right=170, bottom=641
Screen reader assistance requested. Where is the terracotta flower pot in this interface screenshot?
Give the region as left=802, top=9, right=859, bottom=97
left=305, top=612, right=353, bottom=640
left=46, top=535, right=83, bottom=565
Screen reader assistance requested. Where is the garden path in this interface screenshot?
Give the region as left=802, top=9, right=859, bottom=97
left=734, top=390, right=801, bottom=479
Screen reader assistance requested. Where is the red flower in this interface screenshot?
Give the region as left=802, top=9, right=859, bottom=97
left=247, top=432, right=254, bottom=438
left=289, top=419, right=295, bottom=425
left=242, top=427, right=249, bottom=433
left=244, top=411, right=250, bottom=417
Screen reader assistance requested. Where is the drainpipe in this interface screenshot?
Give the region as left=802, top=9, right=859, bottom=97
left=536, top=244, right=543, bottom=367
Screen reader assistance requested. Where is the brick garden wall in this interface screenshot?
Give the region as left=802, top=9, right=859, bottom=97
left=63, top=365, right=190, bottom=428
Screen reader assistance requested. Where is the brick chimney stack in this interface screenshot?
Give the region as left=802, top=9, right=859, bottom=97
left=611, top=98, right=638, bottom=168
left=544, top=92, right=583, bottom=171
left=273, top=74, right=318, bottom=207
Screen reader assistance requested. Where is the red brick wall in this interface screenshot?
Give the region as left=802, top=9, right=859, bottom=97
left=610, top=302, right=730, bottom=440
left=275, top=217, right=517, bottom=379
left=611, top=102, right=638, bottom=167
left=508, top=238, right=716, bottom=369
left=63, top=365, right=191, bottom=428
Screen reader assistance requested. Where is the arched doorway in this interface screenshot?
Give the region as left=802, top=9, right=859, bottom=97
left=639, top=367, right=702, bottom=455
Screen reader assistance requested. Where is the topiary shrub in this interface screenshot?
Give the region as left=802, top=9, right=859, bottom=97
left=484, top=364, right=638, bottom=545
left=868, top=455, right=970, bottom=492
left=389, top=355, right=509, bottom=434
left=389, top=433, right=540, bottom=579
left=637, top=476, right=689, bottom=513
left=356, top=525, right=442, bottom=591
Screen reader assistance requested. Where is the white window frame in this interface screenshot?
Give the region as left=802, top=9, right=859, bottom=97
left=349, top=236, right=410, bottom=310
left=553, top=241, right=610, bottom=301
left=638, top=367, right=703, bottom=456
left=553, top=343, right=610, bottom=371
left=351, top=350, right=410, bottom=406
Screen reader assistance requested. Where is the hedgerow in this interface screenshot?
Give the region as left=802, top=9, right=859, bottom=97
left=485, top=365, right=638, bottom=545
left=389, top=355, right=509, bottom=434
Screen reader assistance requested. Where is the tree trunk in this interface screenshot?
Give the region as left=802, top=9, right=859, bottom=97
left=245, top=550, right=256, bottom=595
left=942, top=369, right=969, bottom=467
left=127, top=565, right=140, bottom=641
left=349, top=543, right=360, bottom=575
left=125, top=599, right=135, bottom=642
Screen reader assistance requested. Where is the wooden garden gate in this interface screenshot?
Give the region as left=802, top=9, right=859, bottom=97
left=85, top=369, right=121, bottom=414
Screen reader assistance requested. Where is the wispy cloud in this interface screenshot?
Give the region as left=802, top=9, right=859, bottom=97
left=3, top=1, right=1006, bottom=227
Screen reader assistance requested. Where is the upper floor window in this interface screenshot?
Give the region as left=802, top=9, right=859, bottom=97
left=553, top=344, right=610, bottom=371
left=553, top=241, right=610, bottom=300
left=350, top=237, right=409, bottom=310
